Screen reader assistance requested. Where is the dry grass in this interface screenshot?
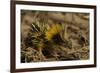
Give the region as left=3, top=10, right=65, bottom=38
left=21, top=10, right=89, bottom=63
